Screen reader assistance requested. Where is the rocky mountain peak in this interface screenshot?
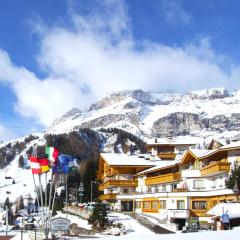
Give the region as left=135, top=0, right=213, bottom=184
left=187, top=87, right=230, bottom=100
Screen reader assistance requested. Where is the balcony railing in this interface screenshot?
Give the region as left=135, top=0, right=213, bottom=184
left=172, top=188, right=188, bottom=192
left=99, top=193, right=117, bottom=200
left=158, top=152, right=176, bottom=159
left=145, top=172, right=181, bottom=186
left=99, top=180, right=137, bottom=191
left=200, top=162, right=231, bottom=176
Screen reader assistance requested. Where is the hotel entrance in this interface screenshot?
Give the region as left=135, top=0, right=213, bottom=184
left=121, top=200, right=133, bottom=211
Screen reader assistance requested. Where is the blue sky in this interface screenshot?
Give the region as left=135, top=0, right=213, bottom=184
left=0, top=0, right=240, bottom=141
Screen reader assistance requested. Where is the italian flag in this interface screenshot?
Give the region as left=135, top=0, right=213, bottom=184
left=45, top=146, right=59, bottom=165
left=29, top=156, right=41, bottom=175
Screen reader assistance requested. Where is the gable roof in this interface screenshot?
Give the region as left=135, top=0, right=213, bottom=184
left=100, top=153, right=159, bottom=167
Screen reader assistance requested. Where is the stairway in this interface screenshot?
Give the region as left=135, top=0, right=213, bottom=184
left=126, top=213, right=174, bottom=234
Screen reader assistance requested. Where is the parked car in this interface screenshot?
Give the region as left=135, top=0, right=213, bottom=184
left=85, top=202, right=96, bottom=211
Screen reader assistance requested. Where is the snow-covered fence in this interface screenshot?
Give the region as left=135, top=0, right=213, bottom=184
left=63, top=206, right=90, bottom=219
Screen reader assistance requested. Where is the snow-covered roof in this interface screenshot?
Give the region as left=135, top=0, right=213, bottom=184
left=146, top=137, right=198, bottom=145
left=219, top=140, right=240, bottom=150
left=137, top=158, right=181, bottom=175
left=189, top=149, right=216, bottom=158
left=207, top=203, right=240, bottom=219
left=101, top=153, right=159, bottom=166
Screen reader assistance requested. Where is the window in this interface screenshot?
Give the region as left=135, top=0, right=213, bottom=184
left=161, top=185, right=166, bottom=192
left=143, top=201, right=150, bottom=209
left=177, top=200, right=185, bottom=209
left=153, top=186, right=159, bottom=193
left=136, top=201, right=141, bottom=209
left=159, top=200, right=166, bottom=209
left=192, top=201, right=207, bottom=210
left=123, top=188, right=129, bottom=194
left=193, top=180, right=205, bottom=189
left=194, top=160, right=201, bottom=170
left=151, top=201, right=158, bottom=210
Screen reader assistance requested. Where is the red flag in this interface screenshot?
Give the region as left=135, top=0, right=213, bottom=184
left=29, top=156, right=41, bottom=174
left=40, top=158, right=50, bottom=173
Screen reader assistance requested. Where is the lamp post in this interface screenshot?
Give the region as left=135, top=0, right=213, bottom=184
left=33, top=221, right=38, bottom=240
left=90, top=181, right=97, bottom=203
left=19, top=219, right=25, bottom=240
left=78, top=182, right=84, bottom=204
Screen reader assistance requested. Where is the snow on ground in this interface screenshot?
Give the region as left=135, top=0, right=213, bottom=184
left=0, top=137, right=47, bottom=204
left=0, top=154, right=37, bottom=204
left=107, top=212, right=155, bottom=236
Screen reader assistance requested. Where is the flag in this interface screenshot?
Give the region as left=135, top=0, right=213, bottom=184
left=45, top=146, right=59, bottom=165
left=40, top=158, right=50, bottom=173
left=53, top=154, right=75, bottom=174
left=29, top=156, right=41, bottom=174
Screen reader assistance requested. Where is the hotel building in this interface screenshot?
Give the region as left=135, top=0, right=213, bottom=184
left=98, top=138, right=240, bottom=229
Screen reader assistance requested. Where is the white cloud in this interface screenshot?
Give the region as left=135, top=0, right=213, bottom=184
left=0, top=0, right=240, bottom=128
left=0, top=123, right=15, bottom=142
left=160, top=0, right=192, bottom=25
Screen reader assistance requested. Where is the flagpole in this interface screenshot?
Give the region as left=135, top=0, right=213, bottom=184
left=45, top=171, right=49, bottom=239
left=66, top=173, right=68, bottom=219
left=32, top=174, right=40, bottom=215
left=38, top=174, right=45, bottom=234
left=48, top=170, right=54, bottom=219
left=50, top=175, right=59, bottom=219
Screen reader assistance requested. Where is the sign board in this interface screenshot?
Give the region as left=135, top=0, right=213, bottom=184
left=50, top=217, right=70, bottom=231
left=221, top=213, right=230, bottom=223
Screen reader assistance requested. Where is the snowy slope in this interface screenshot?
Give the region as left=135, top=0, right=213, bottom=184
left=0, top=136, right=46, bottom=204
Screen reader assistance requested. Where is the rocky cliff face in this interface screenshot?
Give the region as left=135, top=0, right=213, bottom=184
left=152, top=112, right=240, bottom=137
left=46, top=87, right=240, bottom=140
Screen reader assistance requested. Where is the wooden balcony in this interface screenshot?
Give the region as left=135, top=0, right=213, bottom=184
left=105, top=167, right=118, bottom=177
left=99, top=193, right=117, bottom=200
left=99, top=180, right=137, bottom=191
left=172, top=188, right=188, bottom=192
left=200, top=162, right=231, bottom=176
left=145, top=172, right=181, bottom=186
left=158, top=152, right=176, bottom=159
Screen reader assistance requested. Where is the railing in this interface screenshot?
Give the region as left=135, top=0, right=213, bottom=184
left=200, top=162, right=231, bottom=176
left=172, top=188, right=188, bottom=192
left=98, top=193, right=117, bottom=200
left=99, top=180, right=137, bottom=191
left=158, top=152, right=176, bottom=159
left=145, top=172, right=181, bottom=185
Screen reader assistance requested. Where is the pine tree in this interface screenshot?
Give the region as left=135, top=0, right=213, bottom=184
left=88, top=201, right=109, bottom=231
left=18, top=155, right=24, bottom=168
left=226, top=161, right=240, bottom=201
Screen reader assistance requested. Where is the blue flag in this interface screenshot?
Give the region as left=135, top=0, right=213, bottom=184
left=53, top=154, right=75, bottom=174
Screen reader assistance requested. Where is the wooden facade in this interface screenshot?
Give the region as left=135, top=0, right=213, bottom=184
left=98, top=139, right=240, bottom=223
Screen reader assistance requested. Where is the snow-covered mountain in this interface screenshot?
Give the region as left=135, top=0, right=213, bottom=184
left=46, top=88, right=240, bottom=141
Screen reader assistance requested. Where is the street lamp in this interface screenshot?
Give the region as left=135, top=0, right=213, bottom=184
left=19, top=219, right=26, bottom=240
left=90, top=181, right=97, bottom=203
left=78, top=182, right=84, bottom=204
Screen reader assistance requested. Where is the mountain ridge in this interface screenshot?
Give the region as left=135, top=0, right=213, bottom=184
left=46, top=87, right=240, bottom=141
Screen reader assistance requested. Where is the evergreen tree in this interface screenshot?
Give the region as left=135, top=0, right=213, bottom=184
left=88, top=201, right=109, bottom=231
left=4, top=197, right=14, bottom=225
left=18, top=155, right=24, bottom=168
left=226, top=161, right=240, bottom=201
left=18, top=195, right=24, bottom=210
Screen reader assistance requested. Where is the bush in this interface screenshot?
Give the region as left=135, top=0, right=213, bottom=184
left=88, top=201, right=109, bottom=231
